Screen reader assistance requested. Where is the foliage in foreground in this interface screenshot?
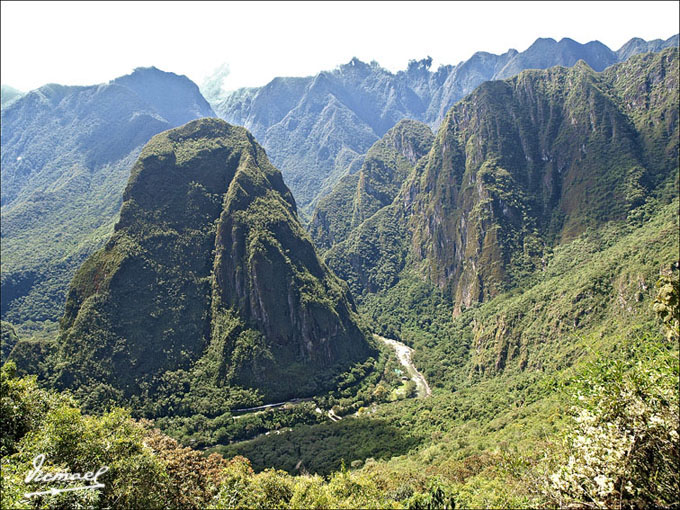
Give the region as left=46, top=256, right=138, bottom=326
left=546, top=269, right=680, bottom=508
left=4, top=203, right=676, bottom=509
left=1, top=361, right=455, bottom=509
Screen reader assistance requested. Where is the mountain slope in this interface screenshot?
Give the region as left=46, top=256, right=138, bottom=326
left=211, top=35, right=678, bottom=214
left=310, top=119, right=434, bottom=251
left=324, top=48, right=678, bottom=318
left=0, top=68, right=215, bottom=329
left=50, top=118, right=373, bottom=408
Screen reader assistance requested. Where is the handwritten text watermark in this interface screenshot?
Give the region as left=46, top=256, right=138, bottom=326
left=24, top=454, right=109, bottom=498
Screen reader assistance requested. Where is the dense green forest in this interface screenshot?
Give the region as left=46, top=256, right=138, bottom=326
left=2, top=265, right=677, bottom=508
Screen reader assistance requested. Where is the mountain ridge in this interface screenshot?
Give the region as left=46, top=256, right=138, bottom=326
left=209, top=35, right=678, bottom=214
left=47, top=118, right=374, bottom=409
left=321, top=47, right=678, bottom=319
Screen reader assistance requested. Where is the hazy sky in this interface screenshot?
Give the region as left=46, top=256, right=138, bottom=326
left=2, top=1, right=678, bottom=93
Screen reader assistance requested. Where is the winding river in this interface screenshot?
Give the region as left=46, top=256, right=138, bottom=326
left=230, top=333, right=431, bottom=418
left=374, top=334, right=432, bottom=398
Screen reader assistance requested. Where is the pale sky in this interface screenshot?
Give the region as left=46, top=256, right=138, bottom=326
left=1, top=1, right=678, bottom=93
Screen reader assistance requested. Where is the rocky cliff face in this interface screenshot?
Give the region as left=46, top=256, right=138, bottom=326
left=410, top=49, right=678, bottom=313
left=323, top=48, right=679, bottom=315
left=56, top=118, right=373, bottom=402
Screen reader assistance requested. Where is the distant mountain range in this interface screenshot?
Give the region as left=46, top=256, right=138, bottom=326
left=208, top=35, right=678, bottom=215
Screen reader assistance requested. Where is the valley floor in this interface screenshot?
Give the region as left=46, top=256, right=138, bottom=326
left=375, top=334, right=431, bottom=398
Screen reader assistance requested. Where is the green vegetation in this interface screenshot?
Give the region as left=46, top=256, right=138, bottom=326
left=2, top=46, right=678, bottom=510
left=546, top=340, right=679, bottom=508
left=216, top=252, right=678, bottom=507
left=209, top=46, right=680, bottom=501
left=1, top=361, right=451, bottom=509
left=9, top=119, right=375, bottom=434
left=2, top=266, right=676, bottom=508
left=311, top=119, right=434, bottom=251
left=364, top=199, right=678, bottom=388
left=0, top=321, right=19, bottom=362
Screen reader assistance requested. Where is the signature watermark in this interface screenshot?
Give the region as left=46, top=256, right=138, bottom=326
left=24, top=454, right=109, bottom=498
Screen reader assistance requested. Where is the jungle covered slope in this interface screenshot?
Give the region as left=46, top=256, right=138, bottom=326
left=212, top=48, right=679, bottom=506
left=3, top=257, right=676, bottom=509
left=11, top=118, right=374, bottom=414
left=310, top=119, right=434, bottom=251
left=324, top=48, right=679, bottom=318
left=220, top=193, right=679, bottom=508
left=0, top=49, right=677, bottom=510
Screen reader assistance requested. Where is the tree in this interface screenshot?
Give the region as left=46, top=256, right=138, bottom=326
left=547, top=340, right=679, bottom=508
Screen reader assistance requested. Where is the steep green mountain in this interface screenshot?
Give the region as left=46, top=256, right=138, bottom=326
left=310, top=119, right=434, bottom=251
left=0, top=67, right=215, bottom=331
left=211, top=36, right=678, bottom=214
left=325, top=49, right=678, bottom=318
left=39, top=118, right=373, bottom=410
left=212, top=167, right=679, bottom=507
left=0, top=85, right=23, bottom=108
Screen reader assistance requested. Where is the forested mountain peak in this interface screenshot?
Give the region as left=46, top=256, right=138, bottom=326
left=324, top=47, right=678, bottom=316
left=0, top=68, right=216, bottom=330
left=47, top=118, right=374, bottom=408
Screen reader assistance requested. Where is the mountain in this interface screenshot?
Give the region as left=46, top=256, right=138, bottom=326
left=323, top=48, right=678, bottom=317
left=0, top=85, right=23, bottom=108
left=310, top=119, right=434, bottom=251
left=616, top=34, right=680, bottom=61
left=211, top=58, right=449, bottom=215
left=2, top=37, right=678, bottom=510
left=38, top=118, right=373, bottom=410
left=204, top=46, right=679, bottom=507
left=217, top=50, right=678, bottom=497
left=210, top=35, right=678, bottom=214
left=0, top=67, right=215, bottom=330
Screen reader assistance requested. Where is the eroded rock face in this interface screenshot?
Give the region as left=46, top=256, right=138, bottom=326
left=407, top=50, right=678, bottom=314
left=322, top=49, right=678, bottom=317
left=57, top=118, right=373, bottom=402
